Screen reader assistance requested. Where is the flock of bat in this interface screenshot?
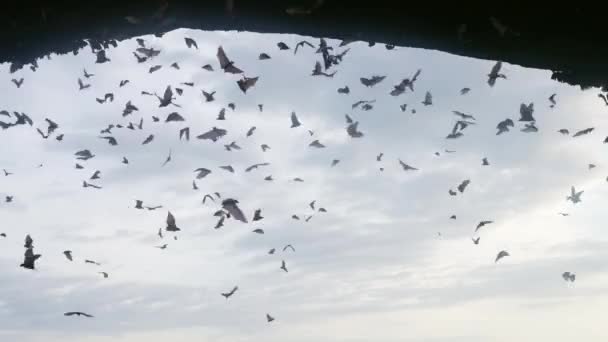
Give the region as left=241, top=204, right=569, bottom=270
left=4, top=33, right=600, bottom=321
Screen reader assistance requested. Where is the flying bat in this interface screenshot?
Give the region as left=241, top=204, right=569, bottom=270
left=64, top=312, right=93, bottom=318
left=166, top=211, right=180, bottom=232
left=217, top=46, right=243, bottom=74
left=519, top=102, right=535, bottom=121
left=221, top=286, right=238, bottom=299
left=184, top=37, right=198, bottom=49
left=197, top=127, right=227, bottom=142
left=360, top=75, right=386, bottom=87
left=237, top=76, right=259, bottom=93
left=572, top=127, right=594, bottom=137
left=222, top=199, right=247, bottom=223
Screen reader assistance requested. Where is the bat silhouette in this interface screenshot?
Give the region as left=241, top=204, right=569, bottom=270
left=398, top=159, right=418, bottom=171
left=122, top=157, right=129, bottom=164
left=149, top=65, right=162, bottom=73
left=487, top=61, right=506, bottom=87
left=184, top=37, right=198, bottom=49
left=217, top=108, right=226, bottom=120
left=78, top=78, right=90, bottom=90
left=266, top=314, right=275, bottom=322
left=280, top=260, right=288, bottom=272
left=390, top=69, right=421, bottom=96
left=482, top=158, right=489, bottom=166
left=84, top=259, right=100, bottom=266
left=194, top=168, right=211, bottom=179
left=96, top=50, right=110, bottom=63
left=224, top=141, right=241, bottom=151
left=347, top=121, right=364, bottom=138
left=237, top=76, right=259, bottom=93
left=245, top=162, right=270, bottom=172
left=197, top=127, right=227, bottom=142
left=495, top=250, right=509, bottom=263
left=360, top=75, right=386, bottom=87
left=338, top=86, right=350, bottom=94
left=261, top=144, right=271, bottom=152
left=562, top=272, right=576, bottom=282
left=21, top=246, right=40, bottom=269
left=166, top=211, right=180, bottom=232
left=179, top=127, right=190, bottom=141
left=142, top=134, right=154, bottom=145
left=90, top=170, right=101, bottom=180
left=63, top=250, right=73, bottom=261
left=422, top=91, right=433, bottom=106
left=549, top=93, right=557, bottom=108
left=253, top=209, right=264, bottom=221
left=277, top=42, right=290, bottom=50
left=75, top=149, right=95, bottom=161
left=259, top=53, right=271, bottom=60
left=83, top=69, right=94, bottom=78
left=309, top=140, right=325, bottom=148
left=202, top=64, right=214, bottom=71
left=294, top=40, right=314, bottom=54
left=472, top=237, right=480, bottom=245
left=122, top=101, right=138, bottom=116
left=166, top=112, right=184, bottom=122
left=283, top=244, right=295, bottom=252
left=460, top=87, right=470, bottom=95
left=496, top=118, right=514, bottom=135
left=573, top=127, right=594, bottom=137
left=521, top=122, right=538, bottom=133
left=64, top=312, right=93, bottom=318
left=220, top=165, right=235, bottom=173
left=217, top=46, right=243, bottom=74
left=156, top=86, right=180, bottom=107
left=12, top=78, right=24, bottom=88
left=222, top=199, right=247, bottom=223
left=291, top=112, right=302, bottom=128
left=202, top=90, right=216, bottom=102
left=221, top=286, right=238, bottom=299
left=171, top=62, right=180, bottom=70
left=246, top=126, right=256, bottom=137
left=252, top=228, right=265, bottom=234
left=475, top=220, right=494, bottom=232
left=457, top=179, right=470, bottom=193
left=119, top=80, right=129, bottom=87
left=519, top=102, right=535, bottom=122
left=99, top=272, right=109, bottom=278
left=161, top=150, right=172, bottom=167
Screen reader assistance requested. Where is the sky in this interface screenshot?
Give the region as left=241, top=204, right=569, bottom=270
left=1, top=28, right=608, bottom=341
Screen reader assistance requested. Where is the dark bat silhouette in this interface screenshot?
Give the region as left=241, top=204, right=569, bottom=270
left=259, top=53, right=271, bottom=60
left=220, top=165, right=234, bottom=173
left=599, top=93, right=608, bottom=106
left=217, top=108, right=226, bottom=120
left=166, top=211, right=180, bottom=232
left=90, top=170, right=101, bottom=180
left=12, top=78, right=24, bottom=88
left=224, top=141, right=241, bottom=151
left=192, top=180, right=198, bottom=190
left=309, top=140, right=325, bottom=148
left=197, top=127, right=227, bottom=142
left=78, top=78, right=90, bottom=90
left=237, top=76, right=259, bottom=93
left=202, top=64, right=214, bottom=71
left=202, top=194, right=215, bottom=204
left=422, top=91, right=433, bottom=106
left=252, top=228, right=264, bottom=234
left=457, top=179, right=470, bottom=193
left=222, top=199, right=247, bottom=223
left=135, top=200, right=144, bottom=209
left=83, top=69, right=94, bottom=78
left=495, top=250, right=509, bottom=263
left=122, top=157, right=129, bottom=164
left=246, top=126, right=256, bottom=137
left=149, top=65, right=162, bottom=73
left=133, top=52, right=147, bottom=63
left=347, top=121, right=364, bottom=138
left=202, top=90, right=216, bottom=102
left=96, top=50, right=110, bottom=63
left=181, top=82, right=194, bottom=87
left=294, top=40, right=314, bottom=54
left=146, top=205, right=163, bottom=211
left=261, top=144, right=271, bottom=152
left=338, top=86, right=350, bottom=94
left=258, top=104, right=264, bottom=112
left=266, top=314, right=275, bottom=322
left=122, top=101, right=138, bottom=116
left=179, top=127, right=190, bottom=140
left=142, top=134, right=154, bottom=145
left=360, top=75, right=386, bottom=87
left=472, top=237, right=480, bottom=245
left=99, top=136, right=118, bottom=145
left=96, top=93, right=114, bottom=104
left=221, top=286, right=238, bottom=299
left=283, top=244, right=295, bottom=252
left=573, top=127, right=594, bottom=137
left=277, top=42, right=290, bottom=50
left=25, top=234, right=33, bottom=248
left=136, top=47, right=160, bottom=58
left=245, top=162, right=270, bottom=172
left=475, top=220, right=494, bottom=232
left=352, top=100, right=375, bottom=109
left=549, top=93, right=557, bottom=108
left=161, top=150, right=172, bottom=167
left=460, top=87, right=470, bottom=95
left=390, top=69, right=421, bottom=96
left=119, top=80, right=129, bottom=87
left=84, top=259, right=100, bottom=266
left=99, top=272, right=109, bottom=278
left=184, top=37, right=198, bottom=49
left=519, top=102, right=535, bottom=122
left=291, top=112, right=302, bottom=128
left=228, top=103, right=236, bottom=111
left=194, top=168, right=211, bottom=179
left=82, top=180, right=102, bottom=189
left=253, top=209, right=263, bottom=221
left=280, top=260, right=288, bottom=272
left=496, top=118, right=514, bottom=135
left=488, top=61, right=506, bottom=87
left=75, top=149, right=95, bottom=161
left=156, top=86, right=180, bottom=108
left=64, top=312, right=93, bottom=318
left=482, top=158, right=489, bottom=166
left=217, top=46, right=243, bottom=74
left=166, top=112, right=184, bottom=122
left=264, top=175, right=273, bottom=181
left=63, top=250, right=73, bottom=261
left=398, top=159, right=418, bottom=171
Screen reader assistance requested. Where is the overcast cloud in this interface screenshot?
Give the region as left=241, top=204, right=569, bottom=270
left=0, top=29, right=607, bottom=342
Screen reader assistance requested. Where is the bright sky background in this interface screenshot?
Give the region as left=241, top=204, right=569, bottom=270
left=1, top=29, right=608, bottom=342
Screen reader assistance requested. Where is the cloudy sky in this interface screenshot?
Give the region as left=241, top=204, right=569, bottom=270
left=1, top=29, right=608, bottom=341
